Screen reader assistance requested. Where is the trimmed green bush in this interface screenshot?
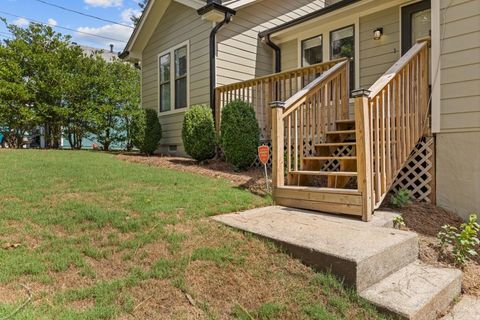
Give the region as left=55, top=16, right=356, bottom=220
left=182, top=105, right=216, bottom=161
left=131, top=108, right=162, bottom=155
left=220, top=100, right=260, bottom=169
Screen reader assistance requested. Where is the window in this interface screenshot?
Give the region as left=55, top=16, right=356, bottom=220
left=158, top=42, right=189, bottom=113
left=330, top=25, right=355, bottom=92
left=302, top=35, right=323, bottom=66
left=159, top=53, right=171, bottom=112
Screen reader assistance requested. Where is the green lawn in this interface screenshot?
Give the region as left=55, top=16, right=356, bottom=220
left=0, top=150, right=389, bottom=319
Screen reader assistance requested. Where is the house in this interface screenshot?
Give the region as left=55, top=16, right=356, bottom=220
left=121, top=0, right=480, bottom=221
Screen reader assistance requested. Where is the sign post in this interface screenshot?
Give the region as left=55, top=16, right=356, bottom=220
left=258, top=145, right=270, bottom=191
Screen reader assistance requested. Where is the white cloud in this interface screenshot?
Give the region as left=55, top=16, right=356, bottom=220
left=47, top=18, right=58, bottom=27
left=120, top=8, right=141, bottom=25
left=84, top=0, right=123, bottom=8
left=76, top=23, right=132, bottom=51
left=13, top=17, right=29, bottom=27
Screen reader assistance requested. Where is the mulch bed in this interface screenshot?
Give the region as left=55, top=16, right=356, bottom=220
left=116, top=153, right=270, bottom=196
left=384, top=201, right=480, bottom=296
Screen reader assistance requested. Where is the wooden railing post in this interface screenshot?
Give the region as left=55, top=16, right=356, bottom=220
left=352, top=89, right=373, bottom=221
left=270, top=101, right=285, bottom=190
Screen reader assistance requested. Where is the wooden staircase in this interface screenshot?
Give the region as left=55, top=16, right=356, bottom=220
left=270, top=40, right=431, bottom=221
left=215, top=39, right=431, bottom=222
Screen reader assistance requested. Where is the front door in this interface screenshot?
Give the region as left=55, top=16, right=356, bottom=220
left=401, top=0, right=431, bottom=54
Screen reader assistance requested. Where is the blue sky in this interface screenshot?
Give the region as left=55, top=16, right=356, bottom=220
left=0, top=0, right=142, bottom=52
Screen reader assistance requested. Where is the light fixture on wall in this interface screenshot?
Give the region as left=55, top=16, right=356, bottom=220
left=373, top=28, right=383, bottom=40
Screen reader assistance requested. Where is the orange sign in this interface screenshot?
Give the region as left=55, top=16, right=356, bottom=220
left=258, top=145, right=269, bottom=165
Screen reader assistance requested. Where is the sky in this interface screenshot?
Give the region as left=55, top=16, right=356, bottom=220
left=0, top=0, right=143, bottom=53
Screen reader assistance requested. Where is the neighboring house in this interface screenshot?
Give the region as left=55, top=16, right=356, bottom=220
left=121, top=0, right=480, bottom=220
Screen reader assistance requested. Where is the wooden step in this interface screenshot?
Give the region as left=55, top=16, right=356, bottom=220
left=290, top=170, right=357, bottom=177
left=304, top=156, right=357, bottom=161
left=274, top=185, right=362, bottom=216
left=315, top=142, right=356, bottom=147
left=335, top=119, right=355, bottom=124
left=326, top=129, right=356, bottom=135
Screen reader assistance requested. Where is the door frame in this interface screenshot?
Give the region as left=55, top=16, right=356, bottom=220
left=401, top=0, right=431, bottom=54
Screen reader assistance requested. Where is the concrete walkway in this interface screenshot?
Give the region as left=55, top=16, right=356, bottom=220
left=213, top=206, right=462, bottom=320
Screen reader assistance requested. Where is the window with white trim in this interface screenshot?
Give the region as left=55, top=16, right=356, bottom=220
left=158, top=42, right=189, bottom=113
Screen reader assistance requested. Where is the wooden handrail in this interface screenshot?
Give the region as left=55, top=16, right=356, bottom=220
left=282, top=60, right=348, bottom=119
left=215, top=58, right=346, bottom=139
left=215, top=58, right=346, bottom=92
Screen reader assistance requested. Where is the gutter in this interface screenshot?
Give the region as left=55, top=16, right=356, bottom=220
left=258, top=0, right=360, bottom=38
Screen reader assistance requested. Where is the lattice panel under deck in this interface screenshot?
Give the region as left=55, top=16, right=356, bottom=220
left=391, top=136, right=435, bottom=203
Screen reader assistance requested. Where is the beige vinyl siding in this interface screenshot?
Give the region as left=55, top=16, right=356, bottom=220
left=439, top=0, right=480, bottom=133
left=280, top=39, right=298, bottom=71
left=436, top=0, right=480, bottom=219
left=142, top=2, right=211, bottom=154
left=216, top=0, right=326, bottom=86
left=359, top=5, right=401, bottom=89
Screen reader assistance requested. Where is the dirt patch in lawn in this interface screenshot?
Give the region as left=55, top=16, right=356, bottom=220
left=116, top=154, right=269, bottom=196
left=386, top=202, right=480, bottom=296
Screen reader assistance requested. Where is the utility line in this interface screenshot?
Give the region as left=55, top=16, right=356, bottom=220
left=0, top=10, right=127, bottom=43
left=33, top=0, right=134, bottom=29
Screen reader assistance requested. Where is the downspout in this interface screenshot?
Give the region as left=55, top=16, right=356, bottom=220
left=209, top=12, right=234, bottom=115
left=264, top=34, right=281, bottom=73
left=264, top=34, right=281, bottom=100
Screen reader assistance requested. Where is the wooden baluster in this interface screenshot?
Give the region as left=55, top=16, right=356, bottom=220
left=386, top=84, right=392, bottom=186
left=374, top=96, right=381, bottom=201
left=294, top=109, right=298, bottom=172
left=287, top=115, right=291, bottom=174
left=380, top=91, right=386, bottom=193
left=299, top=104, right=304, bottom=170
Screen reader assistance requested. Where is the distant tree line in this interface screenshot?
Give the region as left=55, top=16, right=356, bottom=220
left=0, top=19, right=142, bottom=150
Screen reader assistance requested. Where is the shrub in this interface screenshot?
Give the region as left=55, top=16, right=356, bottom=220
left=438, top=213, right=479, bottom=265
left=220, top=100, right=260, bottom=170
left=390, top=189, right=411, bottom=208
left=182, top=105, right=216, bottom=161
left=131, top=108, right=162, bottom=155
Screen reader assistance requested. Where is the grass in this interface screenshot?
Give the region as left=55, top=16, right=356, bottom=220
left=0, top=150, right=390, bottom=319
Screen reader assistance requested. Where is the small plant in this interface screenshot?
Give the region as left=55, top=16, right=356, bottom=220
left=182, top=105, right=216, bottom=161
left=131, top=108, right=162, bottom=155
left=393, top=216, right=406, bottom=229
left=437, top=214, right=480, bottom=265
left=220, top=100, right=260, bottom=170
left=390, top=189, right=411, bottom=208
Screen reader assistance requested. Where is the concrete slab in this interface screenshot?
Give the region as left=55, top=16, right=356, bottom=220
left=441, top=295, right=480, bottom=320
left=360, top=261, right=462, bottom=320
left=213, top=206, right=417, bottom=291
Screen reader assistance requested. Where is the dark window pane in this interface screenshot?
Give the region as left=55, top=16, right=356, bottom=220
left=330, top=26, right=355, bottom=93
left=302, top=35, right=323, bottom=66
left=175, top=77, right=187, bottom=109
left=160, top=84, right=171, bottom=112
left=175, top=46, right=187, bottom=77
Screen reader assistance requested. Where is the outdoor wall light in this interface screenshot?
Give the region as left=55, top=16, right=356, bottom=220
left=373, top=28, right=383, bottom=40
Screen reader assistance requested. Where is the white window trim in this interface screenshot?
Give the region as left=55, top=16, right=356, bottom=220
left=157, top=40, right=190, bottom=116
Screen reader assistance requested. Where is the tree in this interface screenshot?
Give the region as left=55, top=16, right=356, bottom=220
left=93, top=59, right=140, bottom=151
left=0, top=20, right=72, bottom=148
left=131, top=0, right=149, bottom=26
